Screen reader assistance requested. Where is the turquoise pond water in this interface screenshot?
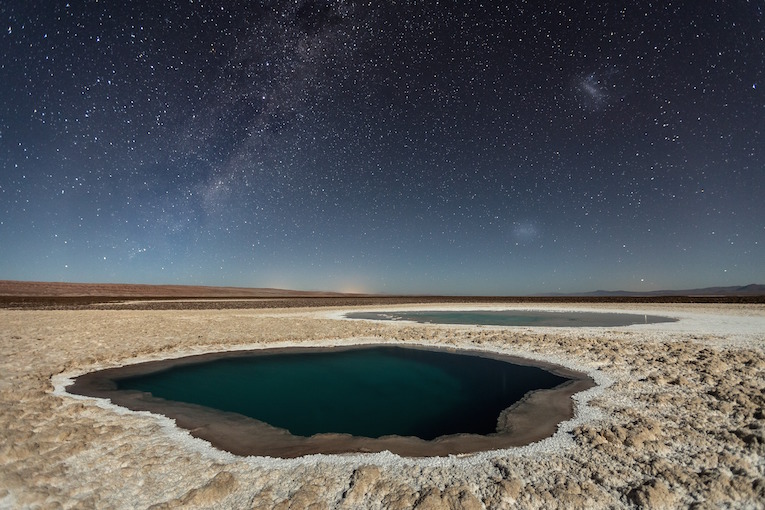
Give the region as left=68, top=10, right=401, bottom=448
left=345, top=310, right=677, bottom=327
left=116, top=346, right=568, bottom=440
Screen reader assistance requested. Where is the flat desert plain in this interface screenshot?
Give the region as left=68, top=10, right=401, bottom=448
left=1, top=300, right=763, bottom=509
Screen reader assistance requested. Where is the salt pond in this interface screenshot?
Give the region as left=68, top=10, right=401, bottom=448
left=345, top=309, right=677, bottom=327
left=69, top=344, right=592, bottom=457
left=113, top=346, right=568, bottom=439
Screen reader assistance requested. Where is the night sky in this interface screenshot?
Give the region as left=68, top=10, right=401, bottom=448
left=1, top=1, right=763, bottom=295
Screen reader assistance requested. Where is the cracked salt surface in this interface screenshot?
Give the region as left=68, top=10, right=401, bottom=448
left=25, top=303, right=763, bottom=508
left=52, top=303, right=765, bottom=471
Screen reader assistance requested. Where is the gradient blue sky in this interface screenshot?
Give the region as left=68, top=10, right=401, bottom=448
left=1, top=1, right=763, bottom=294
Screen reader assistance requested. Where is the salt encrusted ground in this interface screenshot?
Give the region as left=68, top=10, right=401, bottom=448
left=1, top=303, right=763, bottom=509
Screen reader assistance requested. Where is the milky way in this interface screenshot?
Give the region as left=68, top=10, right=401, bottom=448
left=1, top=1, right=763, bottom=294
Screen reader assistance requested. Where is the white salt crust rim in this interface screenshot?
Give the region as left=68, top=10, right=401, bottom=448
left=51, top=335, right=612, bottom=469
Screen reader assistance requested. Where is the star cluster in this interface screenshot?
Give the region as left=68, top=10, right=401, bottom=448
left=1, top=1, right=763, bottom=294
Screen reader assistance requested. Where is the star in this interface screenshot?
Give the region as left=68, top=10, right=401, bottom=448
left=0, top=1, right=761, bottom=294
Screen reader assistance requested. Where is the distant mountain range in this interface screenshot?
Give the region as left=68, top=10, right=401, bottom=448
left=0, top=280, right=763, bottom=298
left=547, top=284, right=765, bottom=297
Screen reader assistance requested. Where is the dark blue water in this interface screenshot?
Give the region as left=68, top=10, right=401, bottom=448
left=116, top=346, right=568, bottom=440
left=346, top=310, right=677, bottom=327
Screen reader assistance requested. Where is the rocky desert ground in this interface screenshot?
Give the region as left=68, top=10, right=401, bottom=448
left=1, top=300, right=763, bottom=509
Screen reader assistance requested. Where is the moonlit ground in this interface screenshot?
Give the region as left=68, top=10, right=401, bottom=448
left=0, top=301, right=760, bottom=508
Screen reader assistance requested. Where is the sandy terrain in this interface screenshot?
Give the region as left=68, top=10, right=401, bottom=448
left=0, top=280, right=356, bottom=299
left=1, top=302, right=763, bottom=508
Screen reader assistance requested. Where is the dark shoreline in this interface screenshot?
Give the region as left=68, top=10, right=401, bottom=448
left=67, top=344, right=595, bottom=458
